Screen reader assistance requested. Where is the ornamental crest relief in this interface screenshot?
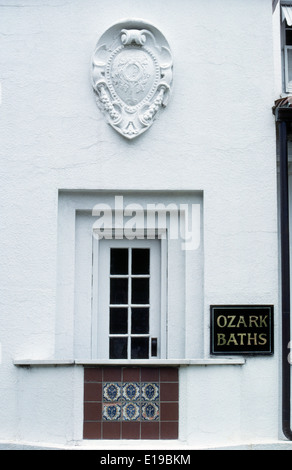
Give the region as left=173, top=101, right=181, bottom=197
left=92, top=20, right=173, bottom=139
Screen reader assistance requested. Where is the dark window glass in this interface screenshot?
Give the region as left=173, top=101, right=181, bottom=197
left=110, top=278, right=128, bottom=304
left=110, top=337, right=128, bottom=359
left=132, top=249, right=150, bottom=274
left=110, top=248, right=128, bottom=275
left=110, top=308, right=128, bottom=334
left=131, top=337, right=149, bottom=359
left=131, top=308, right=149, bottom=334
left=287, top=29, right=292, bottom=46
left=131, top=278, right=149, bottom=304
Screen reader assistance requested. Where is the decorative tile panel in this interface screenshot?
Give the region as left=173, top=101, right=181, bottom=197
left=83, top=367, right=179, bottom=440
left=102, top=381, right=159, bottom=422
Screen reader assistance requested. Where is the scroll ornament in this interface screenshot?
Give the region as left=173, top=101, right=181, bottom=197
left=91, top=20, right=173, bottom=139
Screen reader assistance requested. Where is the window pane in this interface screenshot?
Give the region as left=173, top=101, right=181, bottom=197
left=110, top=278, right=128, bottom=304
left=110, top=337, right=128, bottom=359
left=287, top=29, right=292, bottom=46
left=110, top=308, right=128, bottom=334
left=131, top=308, right=149, bottom=334
left=110, top=248, right=128, bottom=275
left=131, top=278, right=149, bottom=304
left=131, top=337, right=149, bottom=359
left=132, top=249, right=149, bottom=274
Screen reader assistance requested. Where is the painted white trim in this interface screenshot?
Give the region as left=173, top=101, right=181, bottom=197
left=13, top=358, right=245, bottom=366
left=160, top=237, right=168, bottom=358
left=13, top=360, right=75, bottom=366
left=91, top=229, right=167, bottom=360
left=91, top=234, right=100, bottom=359
left=284, top=45, right=292, bottom=92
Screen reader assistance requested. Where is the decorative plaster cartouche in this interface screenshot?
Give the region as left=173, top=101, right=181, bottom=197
left=91, top=19, right=173, bottom=139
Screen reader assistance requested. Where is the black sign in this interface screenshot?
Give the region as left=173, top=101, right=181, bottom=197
left=210, top=305, right=274, bottom=355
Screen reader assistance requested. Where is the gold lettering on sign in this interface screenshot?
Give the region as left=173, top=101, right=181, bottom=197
left=247, top=333, right=257, bottom=345
left=217, top=316, right=227, bottom=328
left=237, top=333, right=247, bottom=345
left=236, top=316, right=247, bottom=328
left=227, top=334, right=237, bottom=346
left=216, top=332, right=268, bottom=347
left=217, top=334, right=226, bottom=346
left=227, top=315, right=236, bottom=327
left=259, top=333, right=267, bottom=345
left=216, top=315, right=269, bottom=329
left=249, top=315, right=259, bottom=328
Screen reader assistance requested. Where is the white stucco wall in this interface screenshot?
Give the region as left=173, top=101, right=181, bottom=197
left=0, top=0, right=281, bottom=449
left=273, top=1, right=283, bottom=98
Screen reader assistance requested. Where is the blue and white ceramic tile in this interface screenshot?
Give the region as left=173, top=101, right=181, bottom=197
left=122, top=402, right=140, bottom=421
left=103, top=403, right=121, bottom=421
left=141, top=402, right=160, bottom=421
left=102, top=381, right=160, bottom=422
left=103, top=383, right=121, bottom=402
left=141, top=383, right=159, bottom=401
left=122, top=383, right=140, bottom=401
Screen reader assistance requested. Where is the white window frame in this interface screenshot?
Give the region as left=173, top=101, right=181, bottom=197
left=285, top=44, right=292, bottom=92
left=281, top=5, right=292, bottom=93
left=91, top=228, right=168, bottom=360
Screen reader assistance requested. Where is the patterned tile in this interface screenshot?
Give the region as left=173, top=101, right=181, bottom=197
left=103, top=383, right=121, bottom=402
left=103, top=403, right=121, bottom=421
left=122, top=402, right=140, bottom=421
left=141, top=402, right=159, bottom=421
left=122, top=383, right=140, bottom=401
left=141, top=383, right=159, bottom=401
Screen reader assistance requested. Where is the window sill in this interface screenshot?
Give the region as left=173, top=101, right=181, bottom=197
left=13, top=358, right=245, bottom=367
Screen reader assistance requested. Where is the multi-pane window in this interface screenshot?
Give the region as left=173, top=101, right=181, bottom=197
left=109, top=248, right=151, bottom=359
left=95, top=238, right=163, bottom=360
